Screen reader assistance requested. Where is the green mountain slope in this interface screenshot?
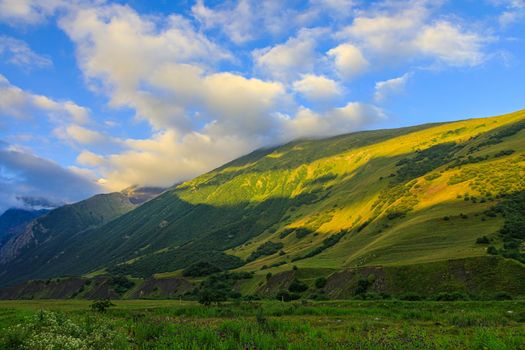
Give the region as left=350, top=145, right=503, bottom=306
left=0, top=192, right=139, bottom=285
left=1, top=109, right=525, bottom=287
left=0, top=209, right=49, bottom=245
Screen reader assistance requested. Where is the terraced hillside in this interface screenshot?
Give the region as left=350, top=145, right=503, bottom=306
left=1, top=109, right=524, bottom=288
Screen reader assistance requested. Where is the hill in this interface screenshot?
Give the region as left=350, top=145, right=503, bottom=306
left=0, top=208, right=49, bottom=245
left=0, top=187, right=164, bottom=285
left=0, top=109, right=524, bottom=293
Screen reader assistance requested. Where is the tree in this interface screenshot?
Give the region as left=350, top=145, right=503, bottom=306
left=288, top=279, right=308, bottom=293
left=90, top=299, right=115, bottom=313
left=198, top=288, right=227, bottom=306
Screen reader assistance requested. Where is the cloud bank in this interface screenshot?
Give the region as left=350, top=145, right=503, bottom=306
left=0, top=0, right=504, bottom=199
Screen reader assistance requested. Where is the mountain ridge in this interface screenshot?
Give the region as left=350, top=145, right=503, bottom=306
left=0, top=109, right=524, bottom=289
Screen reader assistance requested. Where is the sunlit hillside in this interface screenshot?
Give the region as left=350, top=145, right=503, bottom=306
left=1, top=109, right=523, bottom=288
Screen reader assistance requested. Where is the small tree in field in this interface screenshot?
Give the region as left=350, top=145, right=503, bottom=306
left=90, top=299, right=115, bottom=313
left=198, top=288, right=227, bottom=306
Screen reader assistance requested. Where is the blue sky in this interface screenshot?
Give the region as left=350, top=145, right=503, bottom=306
left=0, top=0, right=524, bottom=212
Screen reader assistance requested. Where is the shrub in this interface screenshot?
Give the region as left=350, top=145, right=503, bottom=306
left=91, top=299, right=115, bottom=313
left=399, top=293, right=423, bottom=301
left=183, top=262, right=221, bottom=277
left=487, top=246, right=498, bottom=255
left=387, top=211, right=406, bottom=220
left=198, top=288, right=227, bottom=306
left=493, top=292, right=512, bottom=301
left=276, top=290, right=300, bottom=302
left=315, top=277, right=327, bottom=289
left=109, top=276, right=134, bottom=294
left=434, top=292, right=469, bottom=301
left=476, top=236, right=490, bottom=244
left=355, top=278, right=370, bottom=295
left=288, top=279, right=308, bottom=293
left=247, top=241, right=284, bottom=262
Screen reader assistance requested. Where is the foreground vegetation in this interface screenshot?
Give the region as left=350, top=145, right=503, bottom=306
left=0, top=299, right=523, bottom=349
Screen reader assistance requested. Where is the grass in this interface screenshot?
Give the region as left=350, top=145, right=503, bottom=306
left=0, top=299, right=523, bottom=349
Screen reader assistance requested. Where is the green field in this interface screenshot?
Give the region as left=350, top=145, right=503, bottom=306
left=0, top=299, right=524, bottom=349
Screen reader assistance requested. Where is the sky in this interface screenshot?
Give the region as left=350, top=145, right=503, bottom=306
left=0, top=0, right=524, bottom=213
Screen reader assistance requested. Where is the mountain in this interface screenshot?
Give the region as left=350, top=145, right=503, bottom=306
left=0, top=208, right=49, bottom=245
left=0, top=187, right=164, bottom=285
left=0, top=109, right=524, bottom=290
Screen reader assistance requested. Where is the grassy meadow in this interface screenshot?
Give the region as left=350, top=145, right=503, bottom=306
left=0, top=299, right=524, bottom=349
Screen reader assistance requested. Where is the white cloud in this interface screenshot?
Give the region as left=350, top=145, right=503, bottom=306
left=327, top=43, right=369, bottom=79
left=281, top=102, right=386, bottom=140
left=76, top=150, right=104, bottom=167
left=253, top=29, right=323, bottom=81
left=192, top=0, right=254, bottom=44
left=414, top=22, right=485, bottom=67
left=0, top=35, right=52, bottom=69
left=86, top=130, right=255, bottom=191
left=192, top=0, right=321, bottom=44
left=338, top=2, right=488, bottom=67
left=292, top=74, right=342, bottom=102
left=0, top=74, right=90, bottom=124
left=59, top=3, right=230, bottom=130
left=491, top=0, right=525, bottom=27
left=374, top=73, right=411, bottom=102
left=0, top=0, right=66, bottom=24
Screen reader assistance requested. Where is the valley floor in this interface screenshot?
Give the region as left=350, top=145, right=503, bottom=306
left=0, top=299, right=523, bottom=349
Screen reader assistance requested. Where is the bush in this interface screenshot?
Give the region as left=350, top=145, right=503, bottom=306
left=487, top=246, right=498, bottom=255
left=288, top=279, right=308, bottom=293
left=476, top=236, right=490, bottom=244
left=399, top=293, right=423, bottom=301
left=315, top=277, right=327, bottom=289
left=355, top=278, right=370, bottom=295
left=183, top=262, right=221, bottom=277
left=91, top=299, right=115, bottom=313
left=109, top=276, right=134, bottom=294
left=493, top=292, right=512, bottom=301
left=387, top=211, right=406, bottom=220
left=247, top=241, right=284, bottom=262
left=276, top=290, right=300, bottom=302
left=198, top=288, right=227, bottom=306
left=434, top=292, right=469, bottom=301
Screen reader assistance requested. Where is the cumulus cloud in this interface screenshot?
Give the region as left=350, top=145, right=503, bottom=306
left=292, top=74, right=342, bottom=102
left=59, top=3, right=230, bottom=130
left=0, top=142, right=100, bottom=214
left=253, top=29, right=323, bottom=81
left=0, top=35, right=52, bottom=69
left=3, top=0, right=498, bottom=195
left=338, top=2, right=488, bottom=67
left=0, top=74, right=90, bottom=124
left=281, top=102, right=386, bottom=140
left=374, top=73, right=411, bottom=102
left=327, top=43, right=369, bottom=79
